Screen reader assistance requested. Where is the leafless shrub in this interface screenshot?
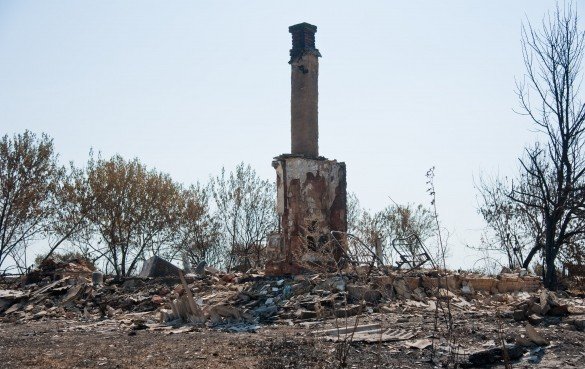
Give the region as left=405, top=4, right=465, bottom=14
left=210, top=163, right=277, bottom=271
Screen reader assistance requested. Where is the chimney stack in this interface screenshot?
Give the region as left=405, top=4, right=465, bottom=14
left=266, top=23, right=347, bottom=275
left=289, top=23, right=321, bottom=157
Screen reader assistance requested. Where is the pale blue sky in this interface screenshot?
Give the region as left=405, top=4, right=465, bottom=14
left=1, top=1, right=578, bottom=268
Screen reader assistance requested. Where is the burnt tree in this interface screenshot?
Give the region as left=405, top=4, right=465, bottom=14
left=512, top=3, right=585, bottom=288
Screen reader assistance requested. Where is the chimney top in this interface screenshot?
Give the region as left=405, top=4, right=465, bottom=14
left=289, top=22, right=321, bottom=62
left=289, top=22, right=317, bottom=33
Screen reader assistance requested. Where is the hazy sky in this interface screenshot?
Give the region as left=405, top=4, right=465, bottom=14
left=2, top=1, right=580, bottom=269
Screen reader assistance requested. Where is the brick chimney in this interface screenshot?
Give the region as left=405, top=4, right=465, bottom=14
left=289, top=22, right=321, bottom=158
left=266, top=23, right=347, bottom=276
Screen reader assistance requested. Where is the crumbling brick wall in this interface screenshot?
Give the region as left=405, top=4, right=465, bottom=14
left=266, top=155, right=347, bottom=274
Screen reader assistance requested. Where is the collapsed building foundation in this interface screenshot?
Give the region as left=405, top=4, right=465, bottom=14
left=266, top=23, right=347, bottom=275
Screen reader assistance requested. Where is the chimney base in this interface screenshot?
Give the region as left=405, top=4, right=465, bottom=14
left=266, top=155, right=347, bottom=275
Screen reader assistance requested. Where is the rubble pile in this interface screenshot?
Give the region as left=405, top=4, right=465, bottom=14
left=1, top=260, right=580, bottom=330
left=24, top=258, right=94, bottom=284
left=0, top=275, right=170, bottom=322
left=1, top=258, right=585, bottom=367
